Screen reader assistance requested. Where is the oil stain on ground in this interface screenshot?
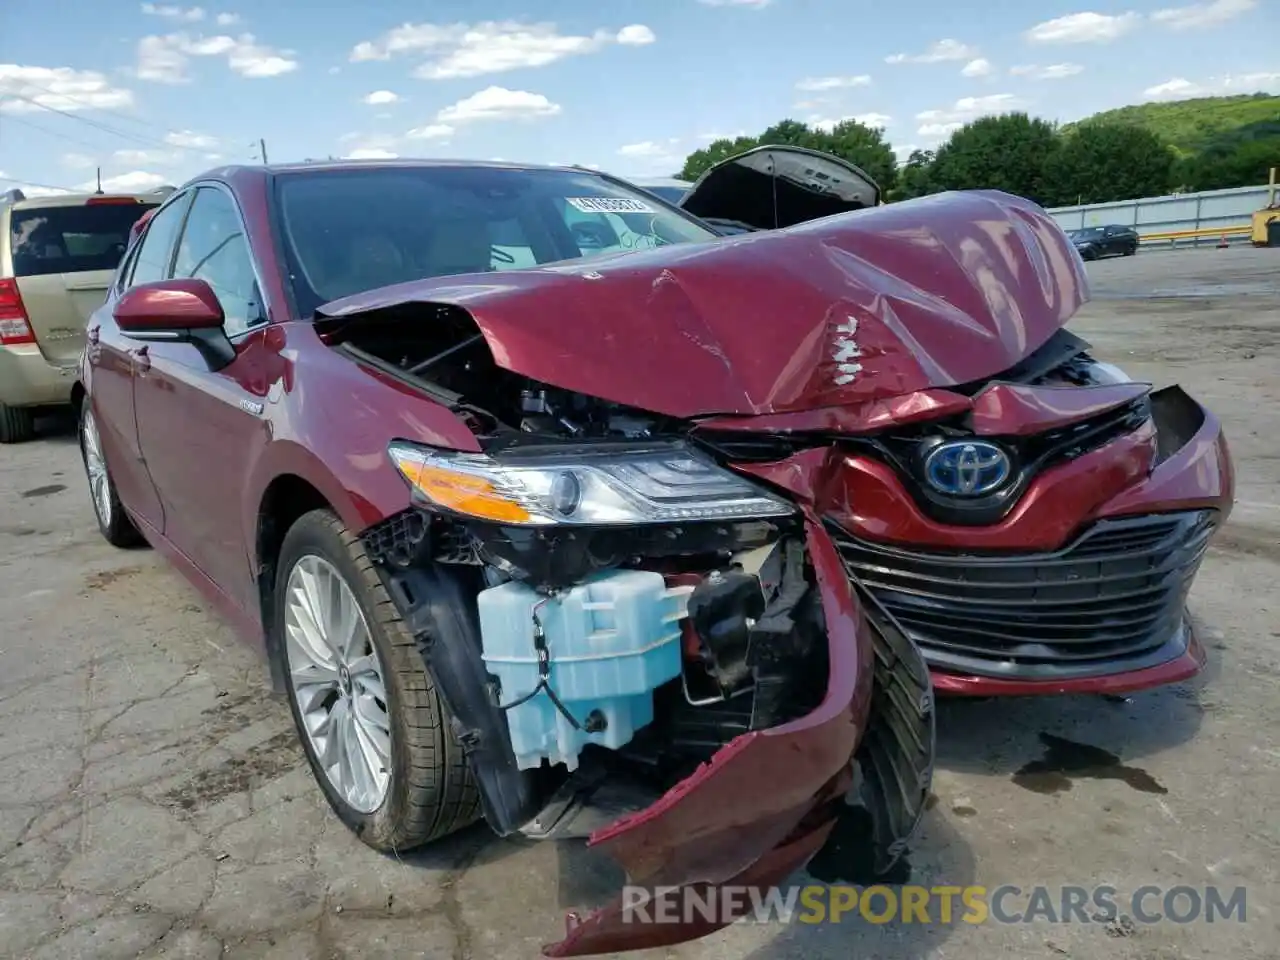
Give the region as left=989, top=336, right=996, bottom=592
left=1013, top=733, right=1167, bottom=795
left=21, top=483, right=66, bottom=498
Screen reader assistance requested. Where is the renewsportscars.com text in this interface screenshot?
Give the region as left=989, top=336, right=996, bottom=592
left=620, top=884, right=1247, bottom=927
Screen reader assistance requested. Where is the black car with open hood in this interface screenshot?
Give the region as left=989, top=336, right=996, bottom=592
left=679, top=144, right=881, bottom=234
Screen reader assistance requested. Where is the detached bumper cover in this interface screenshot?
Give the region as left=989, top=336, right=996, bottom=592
left=543, top=514, right=875, bottom=957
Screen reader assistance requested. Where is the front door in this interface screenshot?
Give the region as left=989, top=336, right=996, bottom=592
left=132, top=185, right=273, bottom=614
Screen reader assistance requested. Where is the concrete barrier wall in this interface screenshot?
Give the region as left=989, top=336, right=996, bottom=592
left=1047, top=184, right=1273, bottom=248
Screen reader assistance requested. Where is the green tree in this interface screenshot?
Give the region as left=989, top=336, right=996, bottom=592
left=1178, top=137, right=1280, bottom=190
left=929, top=113, right=1061, bottom=206
left=679, top=135, right=761, bottom=180
left=891, top=149, right=937, bottom=201
left=1044, top=123, right=1175, bottom=205
left=821, top=119, right=898, bottom=194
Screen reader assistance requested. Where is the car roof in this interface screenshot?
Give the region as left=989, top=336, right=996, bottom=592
left=196, top=158, right=612, bottom=192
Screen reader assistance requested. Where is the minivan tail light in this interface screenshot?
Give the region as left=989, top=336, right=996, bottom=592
left=0, top=278, right=37, bottom=345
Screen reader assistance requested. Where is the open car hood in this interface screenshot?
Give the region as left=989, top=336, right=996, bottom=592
left=679, top=144, right=881, bottom=232
left=317, top=189, right=1088, bottom=422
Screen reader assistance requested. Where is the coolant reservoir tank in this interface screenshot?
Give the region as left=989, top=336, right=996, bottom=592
left=477, top=570, right=693, bottom=771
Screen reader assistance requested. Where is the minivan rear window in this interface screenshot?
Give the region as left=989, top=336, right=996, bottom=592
left=9, top=202, right=158, bottom=277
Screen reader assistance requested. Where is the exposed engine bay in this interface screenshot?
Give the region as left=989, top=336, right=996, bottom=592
left=316, top=305, right=935, bottom=860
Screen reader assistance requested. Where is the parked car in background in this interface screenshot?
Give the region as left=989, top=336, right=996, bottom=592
left=626, top=144, right=881, bottom=236
left=628, top=176, right=691, bottom=205
left=0, top=187, right=160, bottom=441
left=1070, top=224, right=1140, bottom=260
left=76, top=158, right=1231, bottom=955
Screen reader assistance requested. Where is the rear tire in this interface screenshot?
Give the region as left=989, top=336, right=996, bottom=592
left=274, top=509, right=480, bottom=852
left=79, top=402, right=145, bottom=548
left=0, top=403, right=35, bottom=443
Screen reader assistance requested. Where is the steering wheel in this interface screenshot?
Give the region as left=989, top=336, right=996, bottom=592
left=490, top=246, right=516, bottom=264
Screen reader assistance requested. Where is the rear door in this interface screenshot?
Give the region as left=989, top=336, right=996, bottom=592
left=10, top=198, right=157, bottom=367
left=87, top=192, right=192, bottom=534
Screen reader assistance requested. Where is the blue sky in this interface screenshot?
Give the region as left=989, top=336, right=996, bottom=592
left=0, top=0, right=1275, bottom=195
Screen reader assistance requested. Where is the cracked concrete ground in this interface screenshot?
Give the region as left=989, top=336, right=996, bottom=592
left=0, top=248, right=1277, bottom=960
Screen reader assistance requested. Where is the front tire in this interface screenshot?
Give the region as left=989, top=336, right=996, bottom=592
left=275, top=509, right=479, bottom=852
left=0, top=402, right=35, bottom=443
left=79, top=402, right=145, bottom=547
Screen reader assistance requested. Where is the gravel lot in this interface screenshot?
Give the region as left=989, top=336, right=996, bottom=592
left=1, top=247, right=1277, bottom=960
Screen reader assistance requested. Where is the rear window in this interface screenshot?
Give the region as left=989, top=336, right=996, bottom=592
left=9, top=202, right=158, bottom=277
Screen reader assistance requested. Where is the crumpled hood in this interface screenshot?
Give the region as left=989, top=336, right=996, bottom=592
left=317, top=189, right=1088, bottom=420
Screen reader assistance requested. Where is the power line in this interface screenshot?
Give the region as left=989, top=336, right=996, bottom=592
left=0, top=111, right=111, bottom=152
left=6, top=79, right=184, bottom=138
left=0, top=91, right=184, bottom=153
left=0, top=173, right=74, bottom=192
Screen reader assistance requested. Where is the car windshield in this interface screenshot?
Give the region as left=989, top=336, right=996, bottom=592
left=9, top=201, right=158, bottom=277
left=274, top=165, right=719, bottom=315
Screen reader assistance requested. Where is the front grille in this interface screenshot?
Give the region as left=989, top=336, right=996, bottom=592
left=829, top=511, right=1216, bottom=680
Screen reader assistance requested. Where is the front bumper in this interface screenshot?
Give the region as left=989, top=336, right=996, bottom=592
left=544, top=514, right=878, bottom=956
left=0, top=343, right=76, bottom=408
left=824, top=387, right=1233, bottom=695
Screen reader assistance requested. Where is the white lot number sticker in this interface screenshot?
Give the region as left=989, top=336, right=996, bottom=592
left=566, top=196, right=656, bottom=214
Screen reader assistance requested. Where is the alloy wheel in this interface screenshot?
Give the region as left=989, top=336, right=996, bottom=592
left=284, top=554, right=392, bottom=814
left=82, top=407, right=113, bottom=528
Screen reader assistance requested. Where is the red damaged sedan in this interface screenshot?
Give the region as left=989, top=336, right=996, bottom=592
left=76, top=156, right=1229, bottom=954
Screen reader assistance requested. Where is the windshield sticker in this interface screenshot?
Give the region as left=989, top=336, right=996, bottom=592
left=566, top=197, right=656, bottom=215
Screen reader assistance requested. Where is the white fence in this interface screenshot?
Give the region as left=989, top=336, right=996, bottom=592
left=1046, top=183, right=1271, bottom=248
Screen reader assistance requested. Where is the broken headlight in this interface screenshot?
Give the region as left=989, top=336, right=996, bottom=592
left=387, top=441, right=795, bottom=526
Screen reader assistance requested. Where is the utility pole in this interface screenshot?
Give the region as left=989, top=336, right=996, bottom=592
left=259, top=138, right=269, bottom=165
left=95, top=167, right=103, bottom=194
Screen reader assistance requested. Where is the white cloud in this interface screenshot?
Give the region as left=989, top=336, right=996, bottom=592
left=886, top=39, right=978, bottom=64
left=0, top=64, right=134, bottom=113
left=1025, top=12, right=1140, bottom=44
left=616, top=24, right=656, bottom=45
left=141, top=3, right=206, bottom=21
left=915, top=93, right=1027, bottom=137
left=344, top=147, right=399, bottom=160
left=961, top=58, right=993, bottom=78
left=1143, top=71, right=1280, bottom=99
left=1151, top=0, right=1256, bottom=28
left=618, top=141, right=675, bottom=158
left=78, top=170, right=169, bottom=192
left=164, top=129, right=218, bottom=149
left=215, top=12, right=239, bottom=25
left=795, top=74, right=871, bottom=91
left=697, top=0, right=773, bottom=6
left=405, top=123, right=454, bottom=140
left=136, top=31, right=298, bottom=83
left=917, top=122, right=963, bottom=140
left=1009, top=63, right=1085, bottom=80
left=893, top=143, right=920, bottom=162
left=61, top=153, right=97, bottom=169
left=349, top=20, right=655, bottom=79
left=113, top=148, right=180, bottom=165
left=810, top=112, right=892, bottom=132
left=363, top=89, right=399, bottom=105
left=436, top=86, right=561, bottom=123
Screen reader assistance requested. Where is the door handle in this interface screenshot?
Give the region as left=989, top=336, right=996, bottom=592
left=132, top=345, right=151, bottom=372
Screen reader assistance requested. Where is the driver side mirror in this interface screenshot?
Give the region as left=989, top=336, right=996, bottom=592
left=113, top=278, right=235, bottom=370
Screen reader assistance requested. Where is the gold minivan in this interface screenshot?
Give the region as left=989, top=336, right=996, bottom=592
left=0, top=188, right=161, bottom=442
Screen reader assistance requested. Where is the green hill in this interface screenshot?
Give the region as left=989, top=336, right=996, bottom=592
left=1064, top=93, right=1280, bottom=157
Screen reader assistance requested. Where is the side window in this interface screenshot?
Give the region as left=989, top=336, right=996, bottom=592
left=171, top=187, right=264, bottom=338
left=130, top=194, right=191, bottom=286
